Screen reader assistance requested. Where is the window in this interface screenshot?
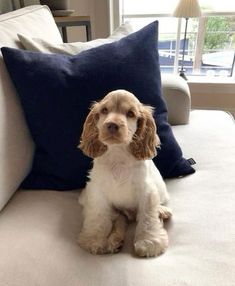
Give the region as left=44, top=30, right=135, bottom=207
left=111, top=0, right=235, bottom=78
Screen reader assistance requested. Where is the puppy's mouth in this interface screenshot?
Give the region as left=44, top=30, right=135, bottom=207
left=99, top=129, right=128, bottom=145
left=100, top=134, right=126, bottom=145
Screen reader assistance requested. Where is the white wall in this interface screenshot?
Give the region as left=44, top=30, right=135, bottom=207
left=189, top=81, right=235, bottom=117
left=68, top=0, right=109, bottom=42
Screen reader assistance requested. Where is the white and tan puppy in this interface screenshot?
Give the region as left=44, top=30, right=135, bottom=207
left=78, top=90, right=172, bottom=257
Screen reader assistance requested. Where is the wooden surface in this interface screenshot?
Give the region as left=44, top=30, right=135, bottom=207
left=54, top=15, right=90, bottom=23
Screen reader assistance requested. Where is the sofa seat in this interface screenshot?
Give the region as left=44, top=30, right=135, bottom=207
left=0, top=110, right=234, bottom=286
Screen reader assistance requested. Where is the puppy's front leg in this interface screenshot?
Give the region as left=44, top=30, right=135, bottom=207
left=78, top=189, right=113, bottom=255
left=134, top=191, right=169, bottom=257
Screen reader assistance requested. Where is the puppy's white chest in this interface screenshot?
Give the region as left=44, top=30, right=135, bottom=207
left=98, top=146, right=134, bottom=184
left=109, top=161, right=130, bottom=183
left=98, top=160, right=136, bottom=209
left=91, top=147, right=139, bottom=209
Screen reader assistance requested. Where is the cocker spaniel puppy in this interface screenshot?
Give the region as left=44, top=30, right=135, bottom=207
left=78, top=90, right=172, bottom=257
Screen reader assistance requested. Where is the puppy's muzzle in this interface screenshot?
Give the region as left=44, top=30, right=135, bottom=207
left=106, top=122, right=119, bottom=134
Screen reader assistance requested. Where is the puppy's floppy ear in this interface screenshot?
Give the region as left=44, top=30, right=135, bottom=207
left=129, top=105, right=160, bottom=160
left=79, top=102, right=107, bottom=158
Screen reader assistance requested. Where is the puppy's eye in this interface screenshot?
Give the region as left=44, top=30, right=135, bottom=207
left=101, top=107, right=108, bottom=115
left=127, top=110, right=135, bottom=118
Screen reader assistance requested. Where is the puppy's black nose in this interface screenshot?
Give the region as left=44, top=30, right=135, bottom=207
left=107, top=122, right=119, bottom=134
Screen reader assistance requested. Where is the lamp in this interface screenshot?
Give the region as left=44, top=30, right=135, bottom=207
left=173, top=0, right=201, bottom=80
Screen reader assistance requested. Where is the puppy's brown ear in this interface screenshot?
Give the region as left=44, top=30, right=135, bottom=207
left=79, top=103, right=107, bottom=158
left=129, top=105, right=160, bottom=160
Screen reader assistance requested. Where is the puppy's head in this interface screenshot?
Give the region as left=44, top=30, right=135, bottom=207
left=79, top=90, right=160, bottom=160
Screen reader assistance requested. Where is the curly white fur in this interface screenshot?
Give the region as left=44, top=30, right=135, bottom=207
left=78, top=90, right=172, bottom=257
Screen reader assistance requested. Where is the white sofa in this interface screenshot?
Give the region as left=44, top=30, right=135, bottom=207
left=0, top=5, right=235, bottom=286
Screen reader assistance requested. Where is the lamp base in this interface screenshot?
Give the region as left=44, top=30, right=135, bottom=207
left=179, top=70, right=188, bottom=81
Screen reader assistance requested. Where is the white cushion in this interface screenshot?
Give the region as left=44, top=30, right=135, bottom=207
left=0, top=5, right=62, bottom=210
left=18, top=22, right=133, bottom=55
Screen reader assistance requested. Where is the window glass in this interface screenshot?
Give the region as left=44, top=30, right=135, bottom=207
left=121, top=0, right=235, bottom=77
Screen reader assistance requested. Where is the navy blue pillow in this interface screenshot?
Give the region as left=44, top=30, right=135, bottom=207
left=1, top=21, right=195, bottom=190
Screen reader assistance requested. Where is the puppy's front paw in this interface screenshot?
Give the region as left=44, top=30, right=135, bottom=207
left=134, top=230, right=169, bottom=257
left=78, top=234, right=107, bottom=255
left=134, top=239, right=167, bottom=257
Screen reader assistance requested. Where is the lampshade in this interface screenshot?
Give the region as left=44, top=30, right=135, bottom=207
left=173, top=0, right=202, bottom=18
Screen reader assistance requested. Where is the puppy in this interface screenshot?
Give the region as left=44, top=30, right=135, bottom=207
left=78, top=90, right=172, bottom=257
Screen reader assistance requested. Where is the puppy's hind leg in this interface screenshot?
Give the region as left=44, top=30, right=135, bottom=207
left=106, top=213, right=128, bottom=254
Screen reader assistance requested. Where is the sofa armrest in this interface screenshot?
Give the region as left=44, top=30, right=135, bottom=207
left=161, top=74, right=191, bottom=125
left=0, top=5, right=62, bottom=211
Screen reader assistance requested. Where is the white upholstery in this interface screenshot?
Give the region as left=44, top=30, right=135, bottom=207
left=0, top=6, right=235, bottom=286
left=0, top=110, right=234, bottom=286
left=162, top=73, right=191, bottom=125
left=0, top=5, right=62, bottom=210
